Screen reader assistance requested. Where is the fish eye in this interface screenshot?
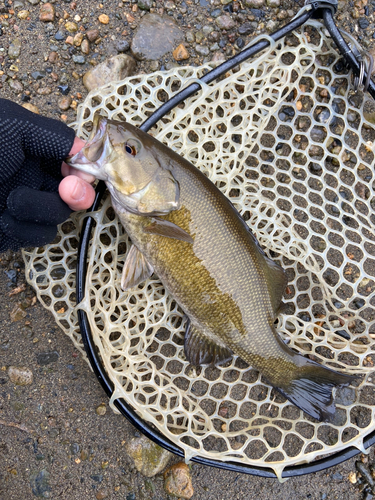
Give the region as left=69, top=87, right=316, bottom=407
left=124, top=139, right=140, bottom=156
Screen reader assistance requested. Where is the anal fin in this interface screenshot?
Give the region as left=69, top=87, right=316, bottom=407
left=184, top=319, right=233, bottom=366
left=121, top=244, right=154, bottom=291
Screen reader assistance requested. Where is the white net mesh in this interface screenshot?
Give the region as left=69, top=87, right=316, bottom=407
left=23, top=20, right=375, bottom=479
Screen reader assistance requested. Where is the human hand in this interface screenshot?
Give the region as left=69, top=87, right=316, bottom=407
left=0, top=99, right=95, bottom=252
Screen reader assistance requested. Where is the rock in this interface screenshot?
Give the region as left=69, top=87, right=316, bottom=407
left=13, top=0, right=25, bottom=8
left=215, top=15, right=236, bottom=30
left=30, top=470, right=51, bottom=498
left=8, top=79, right=23, bottom=92
left=116, top=40, right=130, bottom=53
left=195, top=44, right=210, bottom=56
left=27, top=0, right=40, bottom=4
left=173, top=44, right=189, bottom=60
left=31, top=70, right=46, bottom=80
left=65, top=21, right=78, bottom=33
left=138, top=0, right=153, bottom=10
left=37, top=351, right=59, bottom=365
left=211, top=51, right=226, bottom=64
left=73, top=33, right=84, bottom=46
left=39, top=3, right=54, bottom=22
left=22, top=103, right=39, bottom=114
left=8, top=366, right=33, bottom=386
left=96, top=404, right=107, bottom=416
left=55, top=31, right=65, bottom=41
left=82, top=54, right=136, bottom=91
left=73, top=55, right=85, bottom=64
left=243, top=0, right=264, bottom=6
left=238, top=22, right=255, bottom=35
left=131, top=14, right=184, bottom=61
left=8, top=38, right=21, bottom=59
left=17, top=10, right=29, bottom=19
left=58, top=84, right=70, bottom=95
left=267, top=0, right=280, bottom=5
left=126, top=436, right=172, bottom=477
left=86, top=29, right=99, bottom=42
left=37, top=87, right=52, bottom=95
left=48, top=51, right=58, bottom=63
left=10, top=304, right=26, bottom=321
left=81, top=39, right=90, bottom=55
left=98, top=14, right=109, bottom=24
left=96, top=489, right=109, bottom=500
left=164, top=463, right=194, bottom=499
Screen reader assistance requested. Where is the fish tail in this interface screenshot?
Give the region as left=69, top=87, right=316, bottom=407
left=276, top=361, right=359, bottom=422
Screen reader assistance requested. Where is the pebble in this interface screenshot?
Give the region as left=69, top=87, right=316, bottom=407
left=96, top=489, right=109, bottom=500
left=98, top=14, right=109, bottom=24
left=82, top=54, right=136, bottom=91
left=81, top=39, right=90, bottom=55
left=126, top=436, right=172, bottom=477
left=39, top=3, right=54, bottom=22
left=86, top=29, right=99, bottom=42
left=31, top=70, right=46, bottom=80
left=215, top=15, right=236, bottom=30
left=58, top=84, right=70, bottom=95
left=244, top=0, right=264, bottom=5
left=65, top=21, right=78, bottom=33
left=17, top=10, right=29, bottom=19
left=116, top=40, right=130, bottom=53
left=8, top=366, right=33, bottom=386
left=131, top=13, right=183, bottom=61
left=195, top=44, right=210, bottom=56
left=37, top=87, right=52, bottom=95
left=10, top=305, right=27, bottom=321
left=73, top=33, right=84, bottom=46
left=54, top=31, right=65, bottom=41
left=138, top=0, right=153, bottom=10
left=30, top=470, right=51, bottom=498
left=8, top=79, right=23, bottom=92
left=8, top=38, right=22, bottom=59
left=238, top=22, right=255, bottom=35
left=48, top=51, right=58, bottom=63
left=37, top=351, right=59, bottom=365
left=73, top=55, right=85, bottom=64
left=22, top=103, right=39, bottom=114
left=96, top=403, right=107, bottom=415
left=164, top=462, right=194, bottom=499
left=173, top=44, right=189, bottom=60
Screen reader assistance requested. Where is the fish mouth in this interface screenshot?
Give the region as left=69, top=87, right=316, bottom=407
left=66, top=114, right=110, bottom=180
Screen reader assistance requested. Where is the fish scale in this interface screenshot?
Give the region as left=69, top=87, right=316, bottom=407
left=68, top=117, right=360, bottom=422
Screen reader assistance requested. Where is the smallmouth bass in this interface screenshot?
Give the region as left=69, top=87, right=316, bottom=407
left=68, top=116, right=359, bottom=422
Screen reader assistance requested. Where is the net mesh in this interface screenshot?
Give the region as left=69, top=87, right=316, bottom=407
left=23, top=20, right=375, bottom=479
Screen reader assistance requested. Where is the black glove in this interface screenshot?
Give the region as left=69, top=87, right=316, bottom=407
left=0, top=99, right=76, bottom=252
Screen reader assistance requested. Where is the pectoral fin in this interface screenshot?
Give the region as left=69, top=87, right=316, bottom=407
left=121, top=244, right=154, bottom=291
left=144, top=218, right=193, bottom=244
left=184, top=320, right=233, bottom=366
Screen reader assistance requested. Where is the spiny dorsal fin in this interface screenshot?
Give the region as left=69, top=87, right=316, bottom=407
left=143, top=217, right=193, bottom=243
left=184, top=320, right=233, bottom=366
left=121, top=244, right=154, bottom=291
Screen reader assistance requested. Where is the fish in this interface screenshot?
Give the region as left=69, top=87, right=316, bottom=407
left=68, top=115, right=359, bottom=422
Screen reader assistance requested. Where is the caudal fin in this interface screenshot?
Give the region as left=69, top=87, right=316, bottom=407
left=276, top=363, right=359, bottom=422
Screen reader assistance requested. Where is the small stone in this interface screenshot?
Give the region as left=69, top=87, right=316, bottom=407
left=243, top=0, right=264, bottom=6
left=37, top=351, right=59, bottom=365
left=48, top=51, right=58, bottom=63
left=73, top=32, right=84, bottom=46
left=96, top=489, right=108, bottom=500
left=17, top=10, right=29, bottom=19
left=73, top=55, right=85, bottom=64
left=22, top=103, right=39, bottom=114
left=138, top=0, right=153, bottom=10
left=96, top=403, right=107, bottom=416
left=83, top=54, right=136, bottom=91
left=267, top=0, right=280, bottom=6
left=81, top=39, right=90, bottom=55
left=173, top=44, right=189, bottom=60
left=27, top=0, right=40, bottom=4
left=65, top=21, right=78, bottom=32
left=149, top=60, right=159, bottom=71
left=98, top=14, right=109, bottom=24
left=55, top=31, right=65, bottom=41
left=348, top=471, right=357, bottom=484
left=8, top=80, right=24, bottom=92
left=359, top=18, right=369, bottom=29
left=10, top=305, right=26, bottom=321
left=238, top=22, right=255, bottom=35
left=131, top=13, right=184, bottom=61
left=185, top=31, right=195, bottom=43
left=126, top=436, right=172, bottom=477
left=8, top=38, right=22, bottom=59
left=13, top=0, right=25, bottom=8
left=215, top=15, right=236, bottom=30
left=116, top=40, right=130, bottom=52
left=37, top=87, right=52, bottom=95
left=86, top=29, right=99, bottom=42
left=39, top=3, right=54, bottom=22
left=164, top=463, right=194, bottom=499
left=8, top=366, right=33, bottom=386
left=195, top=44, right=210, bottom=56
left=66, top=36, right=74, bottom=45
left=30, top=470, right=51, bottom=498
left=31, top=70, right=46, bottom=80
left=58, top=84, right=70, bottom=95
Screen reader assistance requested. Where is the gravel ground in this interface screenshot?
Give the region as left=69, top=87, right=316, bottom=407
left=1, top=0, right=375, bottom=498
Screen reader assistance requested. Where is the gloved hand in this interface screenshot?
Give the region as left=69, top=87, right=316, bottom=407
left=0, top=98, right=95, bottom=252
